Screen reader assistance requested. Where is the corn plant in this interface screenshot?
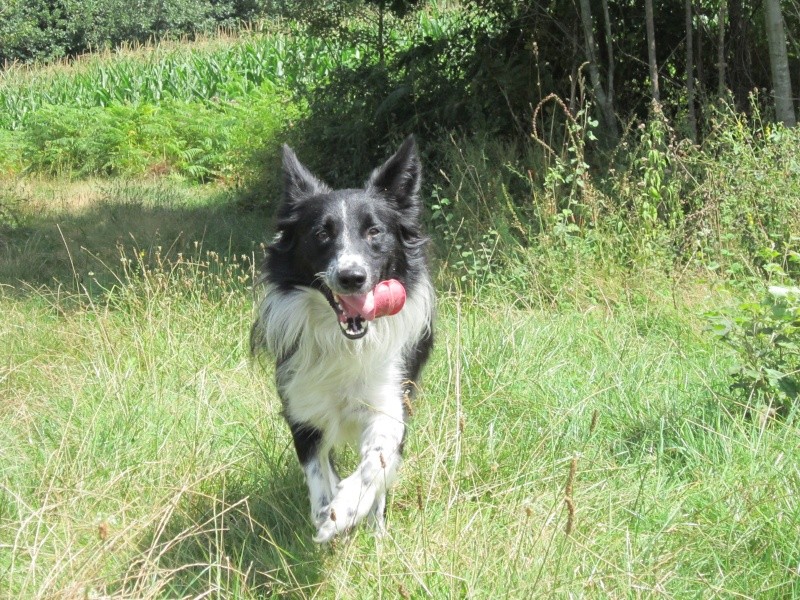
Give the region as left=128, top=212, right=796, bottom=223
left=0, top=28, right=370, bottom=131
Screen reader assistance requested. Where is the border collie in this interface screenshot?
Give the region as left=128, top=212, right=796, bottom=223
left=250, top=137, right=434, bottom=543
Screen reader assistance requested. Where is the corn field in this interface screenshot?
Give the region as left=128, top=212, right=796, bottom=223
left=0, top=5, right=466, bottom=134
left=0, top=9, right=464, bottom=179
left=0, top=32, right=366, bottom=131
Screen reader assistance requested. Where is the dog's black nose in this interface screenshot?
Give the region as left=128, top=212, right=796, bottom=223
left=337, top=267, right=367, bottom=291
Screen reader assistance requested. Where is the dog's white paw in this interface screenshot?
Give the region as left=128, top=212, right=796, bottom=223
left=309, top=492, right=333, bottom=529
left=313, top=503, right=358, bottom=543
left=312, top=505, right=330, bottom=529
left=313, top=516, right=343, bottom=544
left=312, top=501, right=358, bottom=543
left=312, top=475, right=374, bottom=543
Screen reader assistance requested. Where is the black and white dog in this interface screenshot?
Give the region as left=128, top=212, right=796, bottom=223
left=251, top=137, right=434, bottom=542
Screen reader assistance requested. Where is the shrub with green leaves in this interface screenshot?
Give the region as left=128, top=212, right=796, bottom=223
left=706, top=287, right=800, bottom=415
left=0, top=0, right=259, bottom=65
left=690, top=102, right=800, bottom=279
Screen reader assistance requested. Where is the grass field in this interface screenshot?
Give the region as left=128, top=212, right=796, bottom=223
left=2, top=12, right=800, bottom=597
left=2, top=180, right=799, bottom=599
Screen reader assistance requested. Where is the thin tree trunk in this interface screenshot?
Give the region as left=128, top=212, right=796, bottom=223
left=601, top=0, right=614, bottom=106
left=718, top=0, right=727, bottom=98
left=377, top=0, right=385, bottom=64
left=579, top=0, right=619, bottom=140
left=686, top=0, right=697, bottom=141
left=645, top=0, right=660, bottom=103
left=728, top=0, right=753, bottom=109
left=764, top=0, right=796, bottom=126
left=569, top=23, right=579, bottom=114
left=697, top=8, right=704, bottom=92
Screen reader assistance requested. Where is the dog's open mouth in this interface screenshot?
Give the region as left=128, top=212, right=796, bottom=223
left=325, top=280, right=407, bottom=340
left=332, top=291, right=375, bottom=340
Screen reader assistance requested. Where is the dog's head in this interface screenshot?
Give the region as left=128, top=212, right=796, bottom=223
left=266, top=136, right=426, bottom=340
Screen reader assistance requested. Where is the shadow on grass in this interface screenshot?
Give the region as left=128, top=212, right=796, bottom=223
left=0, top=178, right=332, bottom=592
left=131, top=463, right=327, bottom=597
left=0, top=178, right=277, bottom=293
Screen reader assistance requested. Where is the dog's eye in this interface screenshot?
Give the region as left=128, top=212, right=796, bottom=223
left=367, top=226, right=382, bottom=239
left=315, top=229, right=330, bottom=243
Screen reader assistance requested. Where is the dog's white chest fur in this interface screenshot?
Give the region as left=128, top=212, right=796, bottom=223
left=257, top=283, right=432, bottom=447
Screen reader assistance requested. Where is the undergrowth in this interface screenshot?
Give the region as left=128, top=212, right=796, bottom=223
left=427, top=99, right=800, bottom=302
left=16, top=83, right=299, bottom=181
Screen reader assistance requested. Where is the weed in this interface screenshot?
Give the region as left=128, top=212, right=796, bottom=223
left=689, top=99, right=800, bottom=280
left=706, top=286, right=800, bottom=415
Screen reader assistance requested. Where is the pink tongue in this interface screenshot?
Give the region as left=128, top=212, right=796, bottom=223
left=338, top=280, right=406, bottom=322
left=338, top=290, right=375, bottom=321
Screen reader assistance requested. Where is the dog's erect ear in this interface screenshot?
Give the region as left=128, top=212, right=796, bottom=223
left=366, top=136, right=421, bottom=210
left=282, top=144, right=330, bottom=204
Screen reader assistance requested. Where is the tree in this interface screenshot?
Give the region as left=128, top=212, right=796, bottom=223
left=645, top=0, right=660, bottom=104
left=686, top=0, right=697, bottom=141
left=578, top=0, right=619, bottom=141
left=600, top=0, right=615, bottom=118
left=764, top=0, right=796, bottom=126
left=718, top=0, right=727, bottom=98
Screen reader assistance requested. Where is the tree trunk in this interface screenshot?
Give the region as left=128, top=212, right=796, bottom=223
left=764, top=0, right=796, bottom=126
left=718, top=0, right=727, bottom=98
left=645, top=0, right=660, bottom=103
left=601, top=0, right=614, bottom=106
left=696, top=9, right=704, bottom=89
left=578, top=0, right=619, bottom=141
left=728, top=0, right=754, bottom=110
left=686, top=0, right=697, bottom=141
left=377, top=0, right=385, bottom=64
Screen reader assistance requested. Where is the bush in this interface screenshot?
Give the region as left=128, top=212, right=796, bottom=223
left=0, top=0, right=261, bottom=65
left=707, top=287, right=800, bottom=416
left=687, top=102, right=800, bottom=281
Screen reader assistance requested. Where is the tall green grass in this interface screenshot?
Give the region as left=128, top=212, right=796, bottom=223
left=2, top=232, right=798, bottom=597
left=0, top=179, right=797, bottom=598
left=15, top=83, right=299, bottom=180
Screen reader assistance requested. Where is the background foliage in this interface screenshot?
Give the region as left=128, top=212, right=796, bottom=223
left=0, top=0, right=262, bottom=64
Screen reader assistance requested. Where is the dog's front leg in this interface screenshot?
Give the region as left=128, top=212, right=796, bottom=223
left=303, top=452, right=339, bottom=527
left=289, top=422, right=339, bottom=527
left=313, top=416, right=404, bottom=543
